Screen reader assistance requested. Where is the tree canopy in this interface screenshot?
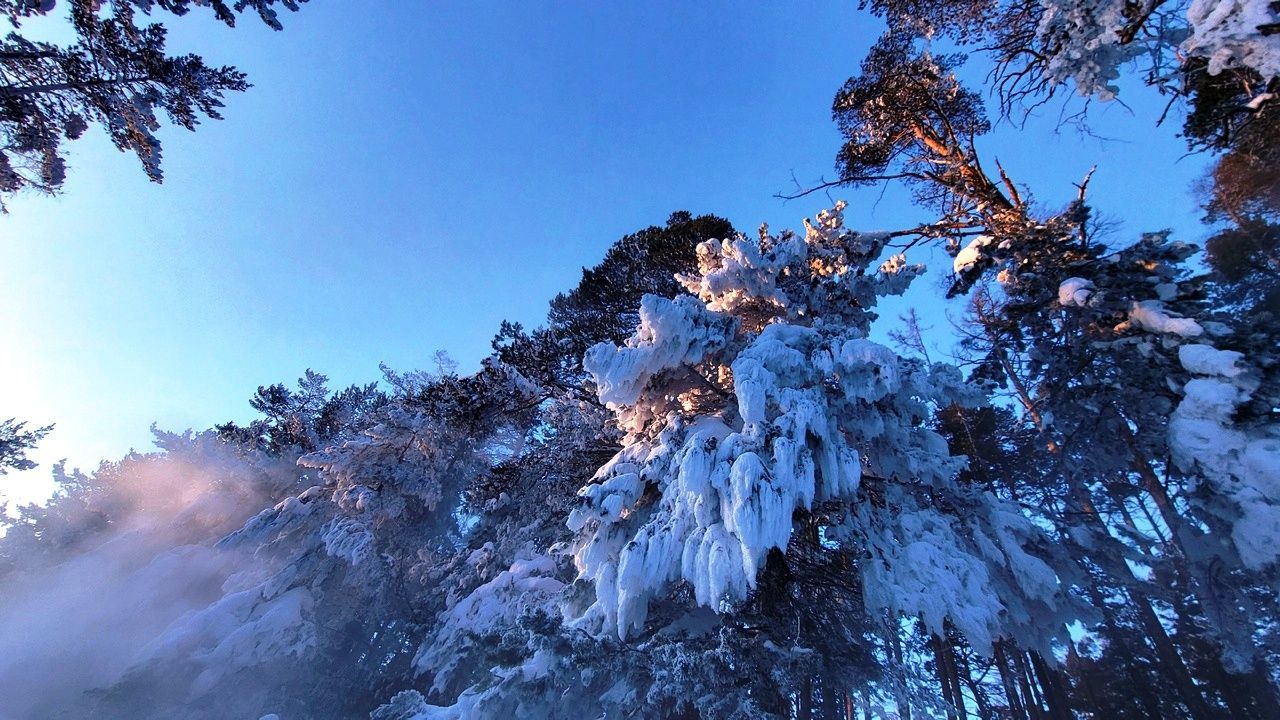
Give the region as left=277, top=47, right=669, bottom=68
left=2, top=2, right=1278, bottom=719
left=0, top=0, right=305, bottom=208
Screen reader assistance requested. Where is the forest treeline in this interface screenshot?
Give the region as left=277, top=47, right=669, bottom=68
left=1, top=0, right=1279, bottom=718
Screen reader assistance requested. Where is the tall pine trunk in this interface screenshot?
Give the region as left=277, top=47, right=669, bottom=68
left=995, top=641, right=1029, bottom=720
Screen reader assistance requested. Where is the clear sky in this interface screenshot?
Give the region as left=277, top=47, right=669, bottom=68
left=0, top=1, right=1212, bottom=505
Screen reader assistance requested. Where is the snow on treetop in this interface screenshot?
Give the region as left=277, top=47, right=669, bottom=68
left=1057, top=277, right=1094, bottom=307
left=1122, top=299, right=1204, bottom=338
left=954, top=235, right=994, bottom=274
left=1184, top=0, right=1280, bottom=81
left=1179, top=344, right=1246, bottom=378
left=675, top=200, right=917, bottom=332
left=570, top=204, right=1073, bottom=654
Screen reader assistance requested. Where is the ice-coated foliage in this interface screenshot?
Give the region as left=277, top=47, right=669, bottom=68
left=1057, top=276, right=1094, bottom=307
left=53, top=362, right=553, bottom=720
left=1017, top=0, right=1280, bottom=105
left=1042, top=231, right=1280, bottom=579
left=1184, top=0, right=1280, bottom=81
left=859, top=486, right=1073, bottom=654
left=1034, top=0, right=1143, bottom=99
left=571, top=203, right=1077, bottom=657
left=299, top=404, right=469, bottom=532
left=1170, top=342, right=1280, bottom=569
left=140, top=579, right=318, bottom=694
left=414, top=551, right=565, bottom=697
left=998, top=0, right=1279, bottom=102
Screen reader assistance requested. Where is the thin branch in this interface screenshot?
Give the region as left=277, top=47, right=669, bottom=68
left=774, top=173, right=926, bottom=201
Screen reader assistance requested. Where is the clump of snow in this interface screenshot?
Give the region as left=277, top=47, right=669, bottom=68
left=1233, top=437, right=1280, bottom=568
left=1183, top=0, right=1280, bottom=81
left=1124, top=300, right=1203, bottom=338
left=140, top=580, right=317, bottom=695
left=953, top=235, right=994, bottom=274
left=1179, top=344, right=1245, bottom=378
left=319, top=516, right=374, bottom=565
left=1057, top=277, right=1094, bottom=307
left=218, top=486, right=327, bottom=550
left=1169, top=342, right=1280, bottom=569
left=1035, top=0, right=1139, bottom=99
left=583, top=294, right=731, bottom=412
left=1154, top=282, right=1179, bottom=301
left=676, top=201, right=917, bottom=330
left=414, top=553, right=564, bottom=694
left=371, top=688, right=486, bottom=720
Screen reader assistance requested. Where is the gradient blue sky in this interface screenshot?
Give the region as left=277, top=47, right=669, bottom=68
left=1, top=1, right=1211, bottom=504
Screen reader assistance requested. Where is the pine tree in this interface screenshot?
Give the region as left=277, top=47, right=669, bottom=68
left=411, top=203, right=1084, bottom=720
left=0, top=0, right=307, bottom=207
left=0, top=417, right=50, bottom=475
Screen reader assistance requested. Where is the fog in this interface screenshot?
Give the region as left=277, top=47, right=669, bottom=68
left=0, top=444, right=289, bottom=719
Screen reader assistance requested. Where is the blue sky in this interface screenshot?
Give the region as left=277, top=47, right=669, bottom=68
left=1, top=1, right=1212, bottom=504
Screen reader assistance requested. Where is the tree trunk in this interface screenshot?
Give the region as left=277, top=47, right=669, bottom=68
left=1113, top=412, right=1186, bottom=548
left=1113, top=411, right=1280, bottom=716
left=995, top=642, right=1029, bottom=720
left=887, top=624, right=912, bottom=720
left=933, top=634, right=961, bottom=720
left=1065, top=644, right=1107, bottom=719
left=967, top=320, right=1226, bottom=720
left=947, top=643, right=968, bottom=720
left=957, top=648, right=993, bottom=719
left=1012, top=649, right=1046, bottom=720
left=1242, top=661, right=1280, bottom=720
left=1064, top=475, right=1218, bottom=720
left=1130, top=590, right=1218, bottom=720
left=821, top=683, right=839, bottom=720
left=1029, top=650, right=1072, bottom=720
left=798, top=676, right=813, bottom=720
left=1081, top=575, right=1165, bottom=719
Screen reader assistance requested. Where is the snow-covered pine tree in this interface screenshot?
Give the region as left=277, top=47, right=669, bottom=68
left=948, top=199, right=1280, bottom=715
left=854, top=0, right=1278, bottom=140
left=823, top=26, right=1280, bottom=713
left=0, top=417, right=51, bottom=476
left=74, top=212, right=739, bottom=720
left=554, top=202, right=1082, bottom=718
left=0, top=426, right=302, bottom=718
left=78, top=362, right=540, bottom=720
